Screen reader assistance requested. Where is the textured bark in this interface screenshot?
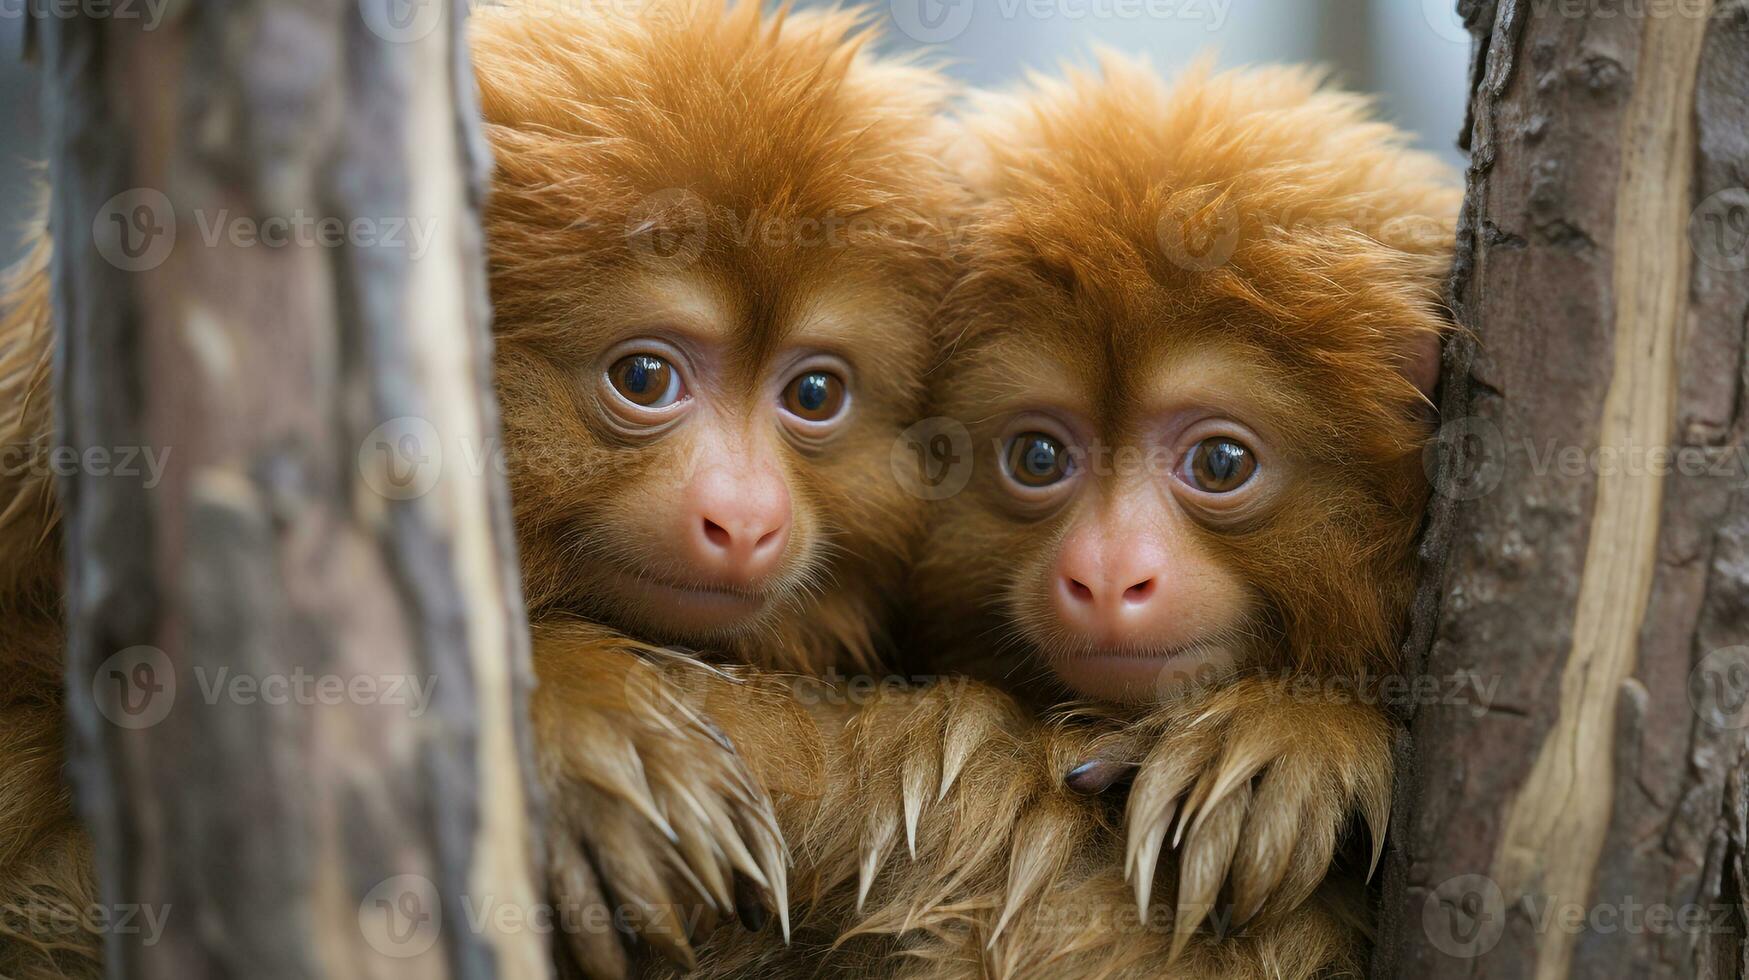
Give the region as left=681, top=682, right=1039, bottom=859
left=40, top=1, right=548, bottom=976
left=1374, top=2, right=1749, bottom=979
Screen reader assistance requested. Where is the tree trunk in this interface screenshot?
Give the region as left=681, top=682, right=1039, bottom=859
left=1374, top=1, right=1749, bottom=978
left=40, top=1, right=548, bottom=976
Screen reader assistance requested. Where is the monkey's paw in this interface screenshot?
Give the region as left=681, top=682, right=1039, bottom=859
left=1074, top=681, right=1392, bottom=955
left=537, top=643, right=794, bottom=977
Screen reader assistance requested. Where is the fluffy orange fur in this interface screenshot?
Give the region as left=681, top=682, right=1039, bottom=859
left=0, top=13, right=1453, bottom=980
left=901, top=52, right=1460, bottom=959
left=471, top=1, right=972, bottom=972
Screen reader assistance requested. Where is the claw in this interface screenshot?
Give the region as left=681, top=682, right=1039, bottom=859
left=991, top=802, right=1075, bottom=946
left=1126, top=798, right=1174, bottom=920
left=902, top=749, right=934, bottom=858
left=857, top=808, right=899, bottom=914
left=744, top=814, right=791, bottom=943
left=1170, top=785, right=1248, bottom=962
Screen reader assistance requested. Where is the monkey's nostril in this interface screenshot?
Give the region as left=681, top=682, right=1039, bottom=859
left=1123, top=578, right=1155, bottom=603
left=1067, top=578, right=1095, bottom=603
left=703, top=518, right=732, bottom=549
left=754, top=526, right=783, bottom=551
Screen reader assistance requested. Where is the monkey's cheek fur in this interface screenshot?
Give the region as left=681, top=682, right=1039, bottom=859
left=1045, top=644, right=1240, bottom=703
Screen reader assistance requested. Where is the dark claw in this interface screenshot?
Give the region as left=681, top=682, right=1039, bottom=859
left=1065, top=759, right=1128, bottom=795
left=734, top=872, right=770, bottom=932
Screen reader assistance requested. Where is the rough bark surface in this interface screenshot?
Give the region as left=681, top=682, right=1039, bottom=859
left=40, top=1, right=547, bottom=976
left=1374, top=2, right=1749, bottom=978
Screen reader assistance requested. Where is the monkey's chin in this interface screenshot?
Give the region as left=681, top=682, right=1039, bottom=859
left=606, top=572, right=772, bottom=639
left=1046, top=645, right=1237, bottom=704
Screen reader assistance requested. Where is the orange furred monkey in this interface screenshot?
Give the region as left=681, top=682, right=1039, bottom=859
left=898, top=51, right=1459, bottom=963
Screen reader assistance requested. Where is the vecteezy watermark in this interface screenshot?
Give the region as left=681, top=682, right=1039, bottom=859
left=361, top=874, right=442, bottom=958
left=1689, top=187, right=1749, bottom=273
left=1157, top=194, right=1241, bottom=272
left=0, top=442, right=171, bottom=488
left=624, top=188, right=712, bottom=269
left=192, top=667, right=436, bottom=718
left=892, top=417, right=975, bottom=501
left=0, top=0, right=170, bottom=29
left=361, top=875, right=753, bottom=956
left=1425, top=416, right=1510, bottom=502
left=888, top=0, right=1228, bottom=43
left=620, top=190, right=962, bottom=270
left=94, top=188, right=177, bottom=273
left=1425, top=418, right=1749, bottom=501
left=1689, top=645, right=1749, bottom=730
left=93, top=645, right=177, bottom=730
left=192, top=210, right=439, bottom=261
left=92, top=189, right=439, bottom=273
left=359, top=417, right=445, bottom=502
left=92, top=647, right=438, bottom=731
left=1422, top=874, right=1507, bottom=957
left=0, top=900, right=172, bottom=948
left=1422, top=874, right=1738, bottom=959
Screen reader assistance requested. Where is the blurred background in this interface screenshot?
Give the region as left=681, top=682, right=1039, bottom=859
left=0, top=0, right=1469, bottom=267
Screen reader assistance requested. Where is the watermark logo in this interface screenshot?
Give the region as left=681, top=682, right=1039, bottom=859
left=359, top=417, right=444, bottom=501
left=1426, top=416, right=1508, bottom=501
left=1421, top=0, right=1472, bottom=43
left=889, top=0, right=975, bottom=42
left=94, top=188, right=176, bottom=273
left=93, top=646, right=176, bottom=730
left=1689, top=645, right=1749, bottom=730
left=360, top=874, right=441, bottom=958
left=892, top=417, right=974, bottom=500
left=625, top=189, right=710, bottom=269
left=1423, top=873, right=1507, bottom=958
left=1157, top=197, right=1240, bottom=272
left=360, top=0, right=445, bottom=43
left=1688, top=188, right=1749, bottom=273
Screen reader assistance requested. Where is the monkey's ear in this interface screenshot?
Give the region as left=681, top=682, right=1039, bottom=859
left=1403, top=329, right=1444, bottom=400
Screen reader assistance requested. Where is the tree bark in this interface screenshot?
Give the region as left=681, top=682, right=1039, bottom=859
left=1374, top=1, right=1749, bottom=978
left=40, top=1, right=548, bottom=976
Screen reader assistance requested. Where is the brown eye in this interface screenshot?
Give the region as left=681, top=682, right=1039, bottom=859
left=781, top=370, right=847, bottom=423
left=1185, top=437, right=1257, bottom=493
left=608, top=354, right=683, bottom=408
left=1005, top=432, right=1071, bottom=488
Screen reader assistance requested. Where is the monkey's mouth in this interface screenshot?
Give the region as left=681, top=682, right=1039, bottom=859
left=1046, top=644, right=1238, bottom=704
left=606, top=569, right=773, bottom=634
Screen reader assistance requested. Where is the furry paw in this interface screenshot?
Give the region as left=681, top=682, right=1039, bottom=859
left=815, top=679, right=1112, bottom=951
left=1077, top=680, right=1392, bottom=954
left=534, top=626, right=797, bottom=976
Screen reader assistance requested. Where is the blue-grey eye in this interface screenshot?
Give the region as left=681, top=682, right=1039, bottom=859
left=608, top=354, right=683, bottom=408
left=1185, top=437, right=1256, bottom=493
left=782, top=370, right=847, bottom=422
left=1005, top=432, right=1071, bottom=488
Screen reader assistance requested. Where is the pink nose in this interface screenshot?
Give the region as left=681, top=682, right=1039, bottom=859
left=1053, top=552, right=1165, bottom=644
left=681, top=468, right=791, bottom=585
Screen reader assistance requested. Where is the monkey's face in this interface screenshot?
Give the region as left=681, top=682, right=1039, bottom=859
left=918, top=324, right=1317, bottom=703
left=917, top=57, right=1458, bottom=704
left=493, top=260, right=935, bottom=655
left=918, top=275, right=1445, bottom=704
left=469, top=1, right=961, bottom=667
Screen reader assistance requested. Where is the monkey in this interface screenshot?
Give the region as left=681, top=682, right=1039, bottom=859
left=889, top=51, right=1461, bottom=965
left=0, top=1, right=974, bottom=975
left=466, top=1, right=976, bottom=972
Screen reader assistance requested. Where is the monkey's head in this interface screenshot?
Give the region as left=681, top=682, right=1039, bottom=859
left=471, top=2, right=960, bottom=671
left=916, top=58, right=1459, bottom=704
